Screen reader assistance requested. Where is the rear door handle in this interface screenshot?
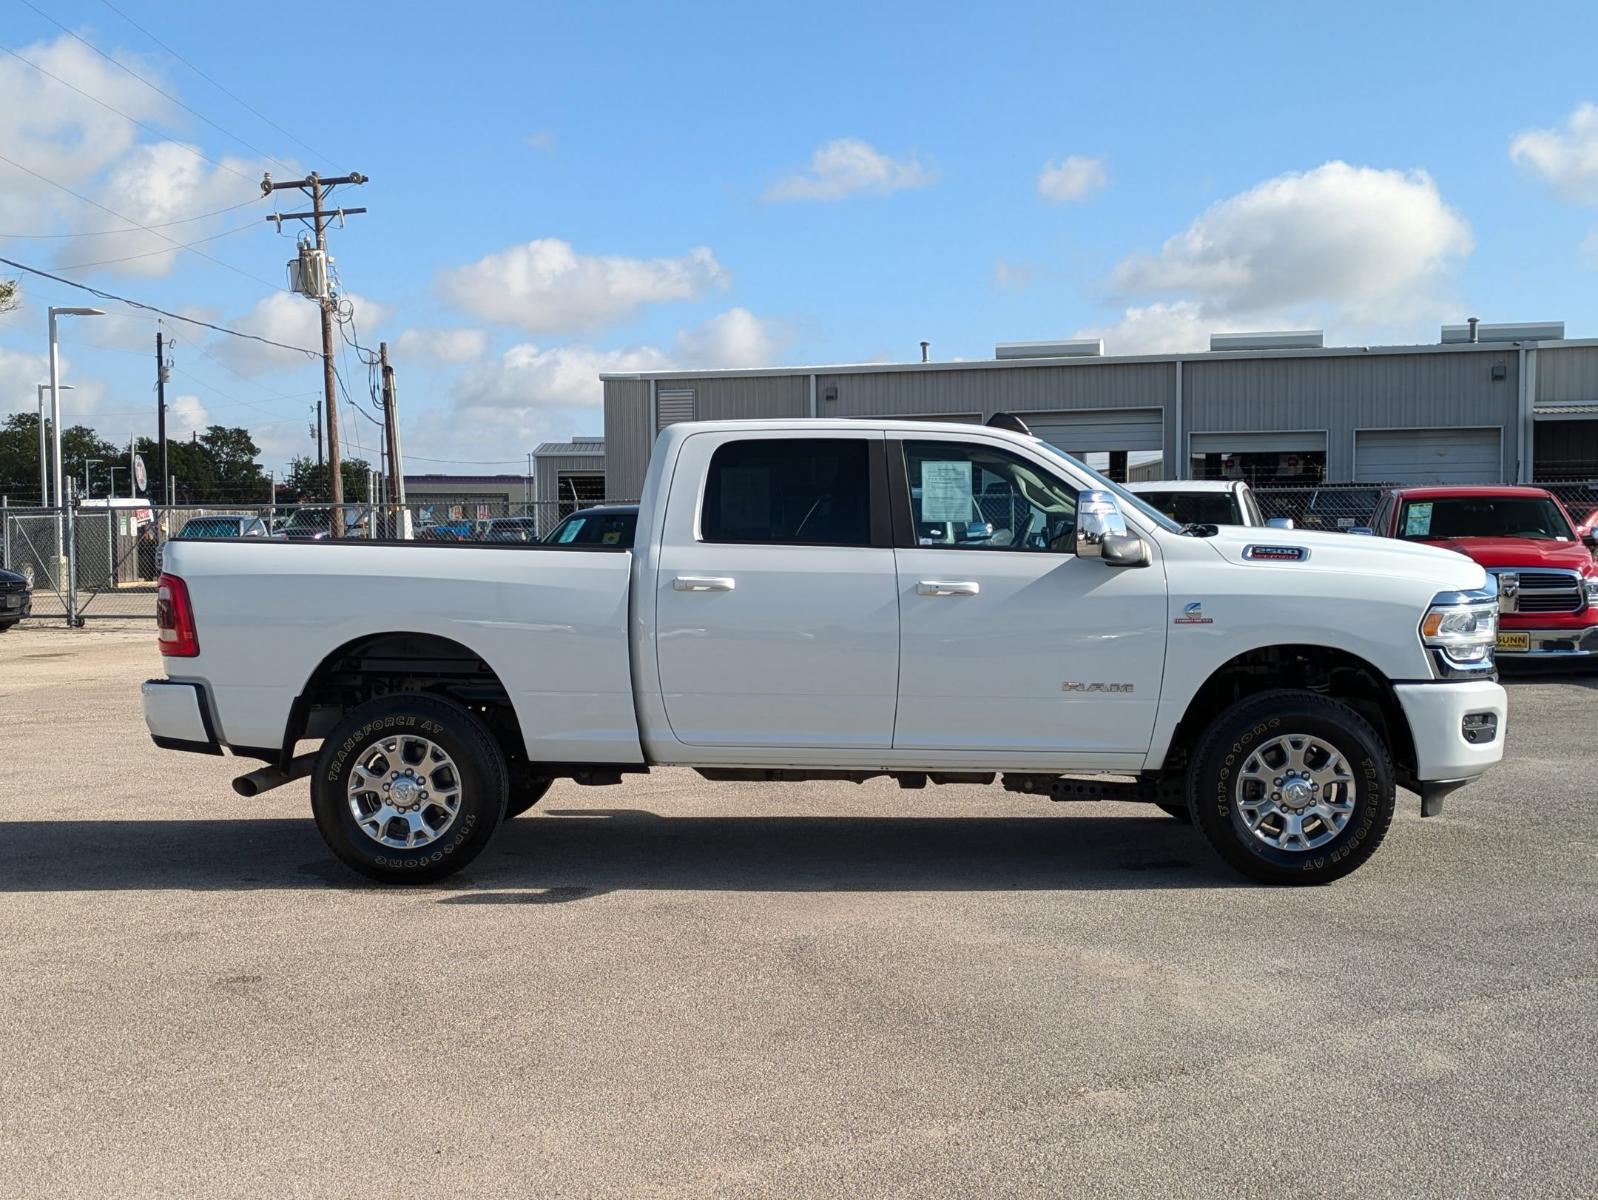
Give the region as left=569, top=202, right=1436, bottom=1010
left=917, top=580, right=980, bottom=596
left=673, top=575, right=736, bottom=592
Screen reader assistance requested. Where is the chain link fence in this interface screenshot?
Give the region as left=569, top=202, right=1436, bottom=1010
left=4, top=478, right=1594, bottom=627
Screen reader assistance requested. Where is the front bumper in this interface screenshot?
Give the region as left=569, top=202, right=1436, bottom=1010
left=1496, top=624, right=1598, bottom=658
left=1394, top=678, right=1506, bottom=786
left=142, top=679, right=222, bottom=755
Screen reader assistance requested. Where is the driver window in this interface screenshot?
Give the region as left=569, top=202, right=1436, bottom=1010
left=903, top=441, right=1077, bottom=551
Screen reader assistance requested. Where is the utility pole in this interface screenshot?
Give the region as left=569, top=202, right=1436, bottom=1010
left=379, top=341, right=406, bottom=510
left=313, top=400, right=324, bottom=468
left=155, top=331, right=168, bottom=506
left=262, top=170, right=367, bottom=534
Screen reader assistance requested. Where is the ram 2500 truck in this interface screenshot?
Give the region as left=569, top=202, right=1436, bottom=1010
left=144, top=418, right=1507, bottom=886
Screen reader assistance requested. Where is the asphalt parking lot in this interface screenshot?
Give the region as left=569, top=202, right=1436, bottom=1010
left=2, top=626, right=1595, bottom=1198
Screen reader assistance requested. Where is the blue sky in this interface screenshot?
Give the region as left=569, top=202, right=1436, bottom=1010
left=2, top=0, right=1597, bottom=486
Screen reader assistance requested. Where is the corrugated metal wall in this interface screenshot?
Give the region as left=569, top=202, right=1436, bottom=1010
left=602, top=379, right=653, bottom=499
left=603, top=347, right=1535, bottom=490
left=1184, top=351, right=1518, bottom=479
left=1535, top=345, right=1598, bottom=404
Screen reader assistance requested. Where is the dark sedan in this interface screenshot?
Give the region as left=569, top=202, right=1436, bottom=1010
left=544, top=504, right=639, bottom=547
left=0, top=566, right=33, bottom=631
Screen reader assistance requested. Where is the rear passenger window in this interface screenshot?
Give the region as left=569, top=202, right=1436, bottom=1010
left=702, top=439, right=871, bottom=546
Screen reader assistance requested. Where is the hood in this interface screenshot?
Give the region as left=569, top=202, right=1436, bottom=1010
left=1195, top=526, right=1488, bottom=592
left=1420, top=536, right=1594, bottom=572
left=0, top=566, right=25, bottom=585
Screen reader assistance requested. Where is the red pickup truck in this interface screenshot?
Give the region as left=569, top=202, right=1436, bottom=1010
left=1369, top=485, right=1598, bottom=660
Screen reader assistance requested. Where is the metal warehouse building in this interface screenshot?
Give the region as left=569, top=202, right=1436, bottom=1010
left=600, top=322, right=1598, bottom=498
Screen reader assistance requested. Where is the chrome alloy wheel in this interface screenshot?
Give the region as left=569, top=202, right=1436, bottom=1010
left=1234, top=733, right=1357, bottom=852
left=345, top=733, right=463, bottom=850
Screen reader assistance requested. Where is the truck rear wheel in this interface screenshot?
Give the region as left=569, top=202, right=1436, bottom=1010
left=311, top=694, right=508, bottom=884
left=1188, top=690, right=1395, bottom=885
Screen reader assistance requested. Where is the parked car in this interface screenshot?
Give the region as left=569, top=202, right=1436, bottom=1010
left=417, top=520, right=474, bottom=541
left=1124, top=480, right=1289, bottom=528
left=145, top=417, right=1506, bottom=888
left=159, top=514, right=269, bottom=571
left=0, top=566, right=32, bottom=631
left=277, top=505, right=369, bottom=540
left=1369, top=485, right=1598, bottom=660
left=482, top=516, right=541, bottom=543
left=544, top=504, right=640, bottom=547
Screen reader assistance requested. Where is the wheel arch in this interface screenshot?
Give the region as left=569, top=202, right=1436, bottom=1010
left=275, top=630, right=529, bottom=769
left=1153, top=643, right=1416, bottom=782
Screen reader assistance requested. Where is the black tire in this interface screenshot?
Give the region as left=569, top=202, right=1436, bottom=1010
left=1155, top=800, right=1192, bottom=823
left=311, top=694, right=509, bottom=884
left=1188, top=690, right=1395, bottom=885
left=505, top=774, right=553, bottom=819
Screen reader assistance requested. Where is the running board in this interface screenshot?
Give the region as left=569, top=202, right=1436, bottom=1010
left=1002, top=773, right=1169, bottom=803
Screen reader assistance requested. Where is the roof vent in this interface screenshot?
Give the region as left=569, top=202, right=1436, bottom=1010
left=1440, top=321, right=1565, bottom=344
left=995, top=338, right=1103, bottom=360
left=1209, top=330, right=1324, bottom=352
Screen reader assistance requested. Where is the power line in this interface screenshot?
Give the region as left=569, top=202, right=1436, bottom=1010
left=56, top=216, right=260, bottom=270
left=16, top=0, right=296, bottom=173
left=95, top=0, right=334, bottom=164
left=0, top=43, right=259, bottom=187
left=403, top=454, right=533, bottom=466
left=0, top=150, right=283, bottom=289
left=0, top=253, right=319, bottom=357
left=0, top=196, right=261, bottom=239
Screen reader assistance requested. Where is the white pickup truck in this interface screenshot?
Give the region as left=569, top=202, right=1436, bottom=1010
left=144, top=417, right=1507, bottom=886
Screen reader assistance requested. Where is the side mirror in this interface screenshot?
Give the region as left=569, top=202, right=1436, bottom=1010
left=1265, top=516, right=1295, bottom=530
left=1101, top=531, right=1151, bottom=568
left=1074, top=490, right=1128, bottom=558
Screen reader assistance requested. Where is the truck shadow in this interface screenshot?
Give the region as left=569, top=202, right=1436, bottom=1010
left=0, top=808, right=1234, bottom=895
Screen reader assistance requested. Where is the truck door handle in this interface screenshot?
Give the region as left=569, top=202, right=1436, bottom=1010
left=673, top=575, right=736, bottom=592
left=917, top=580, right=980, bottom=596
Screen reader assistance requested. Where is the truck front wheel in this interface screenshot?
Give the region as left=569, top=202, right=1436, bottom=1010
left=311, top=694, right=509, bottom=884
left=1188, top=690, right=1395, bottom=885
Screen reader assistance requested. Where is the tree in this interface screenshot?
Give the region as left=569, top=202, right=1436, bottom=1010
left=0, top=279, right=18, bottom=314
left=0, top=413, right=119, bottom=504
left=285, top=455, right=373, bottom=502
left=133, top=425, right=271, bottom=503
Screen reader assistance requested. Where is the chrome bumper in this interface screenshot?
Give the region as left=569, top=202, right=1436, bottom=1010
left=1498, top=625, right=1598, bottom=658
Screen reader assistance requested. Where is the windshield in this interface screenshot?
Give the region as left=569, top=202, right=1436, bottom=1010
left=1029, top=442, right=1182, bottom=533
left=1399, top=496, right=1574, bottom=541
left=1134, top=491, right=1240, bottom=526
left=547, top=510, right=637, bottom=546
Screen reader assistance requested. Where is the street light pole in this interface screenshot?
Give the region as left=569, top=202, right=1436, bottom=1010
left=35, top=383, right=73, bottom=506
left=83, top=459, right=102, bottom=498
left=47, top=306, right=105, bottom=509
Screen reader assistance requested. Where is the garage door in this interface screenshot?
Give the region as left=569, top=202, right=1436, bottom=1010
left=1026, top=408, right=1162, bottom=453
left=1354, top=428, right=1501, bottom=485
left=1189, top=431, right=1326, bottom=455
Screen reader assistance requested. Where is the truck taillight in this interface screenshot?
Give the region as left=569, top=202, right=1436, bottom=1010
left=156, top=573, right=199, bottom=657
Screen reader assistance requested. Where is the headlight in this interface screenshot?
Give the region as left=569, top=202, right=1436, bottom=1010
left=1421, top=586, right=1498, bottom=676
left=1585, top=576, right=1598, bottom=608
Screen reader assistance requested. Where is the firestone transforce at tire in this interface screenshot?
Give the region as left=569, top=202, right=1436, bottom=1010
left=311, top=694, right=509, bottom=884
left=1188, top=690, right=1395, bottom=885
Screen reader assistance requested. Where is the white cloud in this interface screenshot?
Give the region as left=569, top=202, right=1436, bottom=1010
left=0, top=37, right=281, bottom=279
left=1098, top=161, right=1470, bottom=339
left=210, top=291, right=390, bottom=376
left=437, top=239, right=728, bottom=335
left=673, top=307, right=788, bottom=368
left=1510, top=102, right=1598, bottom=203
left=394, top=327, right=488, bottom=364
left=0, top=346, right=53, bottom=418
left=413, top=308, right=787, bottom=465
left=763, top=138, right=936, bottom=202
left=165, top=393, right=210, bottom=438
left=1037, top=156, right=1107, bottom=204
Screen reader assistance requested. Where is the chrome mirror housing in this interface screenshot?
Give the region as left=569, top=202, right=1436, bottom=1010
left=1074, top=491, right=1128, bottom=558
left=1265, top=516, right=1295, bottom=530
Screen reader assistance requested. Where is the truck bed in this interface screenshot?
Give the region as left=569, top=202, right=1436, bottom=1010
left=161, top=538, right=643, bottom=764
